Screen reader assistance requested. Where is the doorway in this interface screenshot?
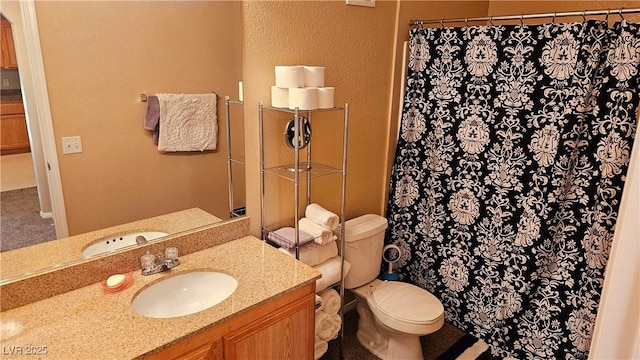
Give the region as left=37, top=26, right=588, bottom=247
left=0, top=7, right=67, bottom=251
left=1, top=13, right=56, bottom=251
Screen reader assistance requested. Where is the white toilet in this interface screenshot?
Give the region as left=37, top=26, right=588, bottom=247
left=341, top=214, right=444, bottom=360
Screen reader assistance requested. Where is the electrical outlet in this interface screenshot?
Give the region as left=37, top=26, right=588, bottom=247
left=62, top=136, right=83, bottom=154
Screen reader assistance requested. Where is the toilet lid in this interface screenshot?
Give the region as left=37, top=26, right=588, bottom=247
left=369, top=282, right=444, bottom=327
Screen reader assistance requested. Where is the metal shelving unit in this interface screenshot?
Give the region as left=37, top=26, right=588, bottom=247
left=259, top=102, right=349, bottom=356
left=225, top=96, right=246, bottom=218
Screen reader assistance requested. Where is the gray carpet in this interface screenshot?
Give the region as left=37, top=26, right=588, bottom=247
left=321, top=308, right=465, bottom=360
left=1, top=187, right=56, bottom=252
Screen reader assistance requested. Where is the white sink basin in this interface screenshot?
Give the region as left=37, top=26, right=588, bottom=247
left=81, top=231, right=169, bottom=259
left=131, top=271, right=238, bottom=318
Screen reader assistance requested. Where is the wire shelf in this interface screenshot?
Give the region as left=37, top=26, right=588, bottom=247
left=263, top=161, right=342, bottom=181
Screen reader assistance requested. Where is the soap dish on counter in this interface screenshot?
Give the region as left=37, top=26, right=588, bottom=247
left=101, top=272, right=134, bottom=294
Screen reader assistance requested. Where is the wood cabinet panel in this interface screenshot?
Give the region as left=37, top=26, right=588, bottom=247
left=1, top=20, right=18, bottom=69
left=0, top=101, right=25, bottom=115
left=224, top=294, right=315, bottom=360
left=1, top=113, right=30, bottom=154
left=172, top=341, right=222, bottom=360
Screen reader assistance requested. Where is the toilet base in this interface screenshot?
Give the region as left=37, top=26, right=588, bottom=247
left=355, top=301, right=424, bottom=360
left=356, top=329, right=423, bottom=360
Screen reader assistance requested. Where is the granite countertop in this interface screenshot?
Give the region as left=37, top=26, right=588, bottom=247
left=1, top=208, right=222, bottom=282
left=0, top=236, right=321, bottom=359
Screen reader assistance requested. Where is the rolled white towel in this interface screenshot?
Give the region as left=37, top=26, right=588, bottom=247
left=306, top=203, right=340, bottom=230
left=326, top=313, right=342, bottom=340
left=278, top=240, right=338, bottom=267
left=316, top=310, right=334, bottom=341
left=314, top=256, right=351, bottom=292
left=314, top=335, right=328, bottom=360
left=299, top=218, right=335, bottom=245
left=318, top=288, right=340, bottom=315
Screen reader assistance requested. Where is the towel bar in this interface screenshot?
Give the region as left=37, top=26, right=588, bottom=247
left=140, top=92, right=218, bottom=102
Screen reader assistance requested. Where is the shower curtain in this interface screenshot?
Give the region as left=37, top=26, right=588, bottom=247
left=386, top=20, right=639, bottom=359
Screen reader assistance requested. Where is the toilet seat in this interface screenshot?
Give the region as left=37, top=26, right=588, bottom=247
left=367, top=281, right=444, bottom=335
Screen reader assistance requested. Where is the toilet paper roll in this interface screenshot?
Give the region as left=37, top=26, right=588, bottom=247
left=289, top=87, right=318, bottom=110
left=271, top=86, right=289, bottom=108
left=275, top=66, right=305, bottom=88
left=317, top=87, right=335, bottom=109
left=304, top=66, right=325, bottom=87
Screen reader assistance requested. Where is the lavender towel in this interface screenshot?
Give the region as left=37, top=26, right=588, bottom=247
left=268, top=227, right=314, bottom=250
left=144, top=95, right=160, bottom=145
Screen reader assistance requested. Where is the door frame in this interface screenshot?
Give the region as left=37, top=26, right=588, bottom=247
left=16, top=0, right=68, bottom=238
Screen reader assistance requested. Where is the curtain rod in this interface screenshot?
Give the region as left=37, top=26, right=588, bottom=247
left=410, top=8, right=640, bottom=26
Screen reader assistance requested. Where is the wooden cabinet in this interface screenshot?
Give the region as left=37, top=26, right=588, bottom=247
left=1, top=19, right=18, bottom=69
left=172, top=342, right=223, bottom=360
left=146, top=282, right=315, bottom=360
left=224, top=294, right=314, bottom=359
left=1, top=101, right=30, bottom=154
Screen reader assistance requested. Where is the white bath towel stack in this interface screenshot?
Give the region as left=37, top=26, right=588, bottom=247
left=314, top=288, right=342, bottom=359
left=314, top=256, right=351, bottom=293
left=277, top=203, right=341, bottom=267
left=278, top=240, right=338, bottom=267
left=299, top=203, right=341, bottom=245
left=298, top=218, right=336, bottom=245
left=305, top=203, right=340, bottom=230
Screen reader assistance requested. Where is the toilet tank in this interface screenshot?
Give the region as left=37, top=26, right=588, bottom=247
left=340, top=214, right=388, bottom=289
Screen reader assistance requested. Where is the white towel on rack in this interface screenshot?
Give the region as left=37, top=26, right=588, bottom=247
left=156, top=93, right=218, bottom=152
left=318, top=288, right=341, bottom=315
left=316, top=310, right=341, bottom=341
left=299, top=217, right=335, bottom=245
left=278, top=240, right=338, bottom=267
left=326, top=313, right=341, bottom=340
left=314, top=335, right=328, bottom=360
left=314, top=256, right=350, bottom=293
left=315, top=310, right=333, bottom=341
left=305, top=203, right=340, bottom=230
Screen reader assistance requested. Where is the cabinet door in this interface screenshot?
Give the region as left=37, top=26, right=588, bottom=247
left=223, top=294, right=315, bottom=360
left=1, top=20, right=18, bottom=69
left=147, top=339, right=223, bottom=360
left=172, top=341, right=223, bottom=360
left=1, top=114, right=31, bottom=154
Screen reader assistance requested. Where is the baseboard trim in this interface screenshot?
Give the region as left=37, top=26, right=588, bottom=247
left=40, top=211, right=53, bottom=219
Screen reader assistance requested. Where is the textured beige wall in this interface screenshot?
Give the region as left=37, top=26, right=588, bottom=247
left=35, top=1, right=243, bottom=235
left=242, top=1, right=398, bottom=235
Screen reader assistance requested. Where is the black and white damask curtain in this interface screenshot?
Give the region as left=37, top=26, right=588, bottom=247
left=386, top=20, right=639, bottom=359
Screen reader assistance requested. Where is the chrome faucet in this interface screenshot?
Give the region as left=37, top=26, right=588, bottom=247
left=140, top=247, right=180, bottom=276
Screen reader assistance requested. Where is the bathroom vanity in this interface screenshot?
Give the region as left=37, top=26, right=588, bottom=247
left=0, top=236, right=320, bottom=359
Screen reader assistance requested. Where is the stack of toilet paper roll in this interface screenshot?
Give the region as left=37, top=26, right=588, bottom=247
left=271, top=65, right=335, bottom=110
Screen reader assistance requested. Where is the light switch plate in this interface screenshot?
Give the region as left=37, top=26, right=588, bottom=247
left=62, top=136, right=83, bottom=154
